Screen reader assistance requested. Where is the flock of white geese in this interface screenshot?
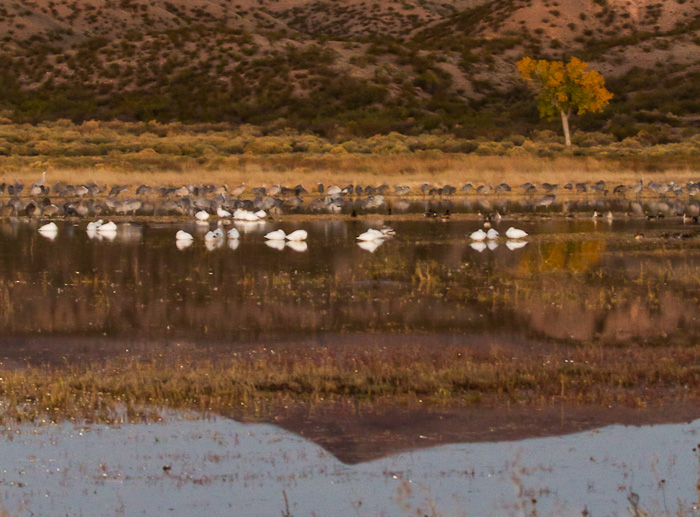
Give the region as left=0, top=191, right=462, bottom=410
left=38, top=211, right=529, bottom=253
left=468, top=226, right=529, bottom=251
left=174, top=209, right=311, bottom=251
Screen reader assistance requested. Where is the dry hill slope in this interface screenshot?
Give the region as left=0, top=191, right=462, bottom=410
left=0, top=0, right=699, bottom=140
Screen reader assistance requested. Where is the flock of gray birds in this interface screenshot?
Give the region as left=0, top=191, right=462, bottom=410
left=1, top=176, right=700, bottom=219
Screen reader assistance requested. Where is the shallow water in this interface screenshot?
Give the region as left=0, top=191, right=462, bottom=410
left=3, top=216, right=700, bottom=512
left=0, top=414, right=698, bottom=516
left=1, top=216, right=700, bottom=361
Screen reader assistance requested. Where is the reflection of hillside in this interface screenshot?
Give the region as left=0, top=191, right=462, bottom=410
left=516, top=289, right=691, bottom=342
left=511, top=244, right=700, bottom=343
left=2, top=221, right=700, bottom=345
left=230, top=402, right=700, bottom=465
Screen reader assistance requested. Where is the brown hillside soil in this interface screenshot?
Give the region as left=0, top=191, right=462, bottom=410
left=3, top=0, right=700, bottom=101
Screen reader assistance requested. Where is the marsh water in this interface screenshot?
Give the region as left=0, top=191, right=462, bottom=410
left=1, top=414, right=699, bottom=516
left=2, top=215, right=700, bottom=514
left=2, top=216, right=700, bottom=354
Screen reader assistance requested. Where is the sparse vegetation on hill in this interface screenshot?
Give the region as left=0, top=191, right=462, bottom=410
left=0, top=0, right=699, bottom=142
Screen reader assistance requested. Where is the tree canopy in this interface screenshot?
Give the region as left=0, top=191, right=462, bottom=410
left=517, top=57, right=613, bottom=146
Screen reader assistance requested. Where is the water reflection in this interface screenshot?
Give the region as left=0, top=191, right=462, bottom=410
left=286, top=240, right=307, bottom=252
left=470, top=241, right=486, bottom=252
left=357, top=240, right=384, bottom=253
left=176, top=238, right=193, bottom=250
left=505, top=240, right=528, bottom=250
left=1, top=414, right=698, bottom=516
left=1, top=218, right=699, bottom=353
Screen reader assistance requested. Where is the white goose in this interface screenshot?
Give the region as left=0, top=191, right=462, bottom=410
left=357, top=228, right=385, bottom=241
left=38, top=222, right=57, bottom=232
left=265, top=229, right=286, bottom=240
left=486, top=228, right=499, bottom=240
left=234, top=209, right=260, bottom=222
left=286, top=229, right=308, bottom=241
left=97, top=221, right=117, bottom=232
left=227, top=228, right=240, bottom=239
left=469, top=229, right=487, bottom=241
left=217, top=207, right=232, bottom=218
left=176, top=230, right=194, bottom=241
left=204, top=230, right=221, bottom=242
left=505, top=227, right=528, bottom=239
left=195, top=210, right=210, bottom=221
left=99, top=229, right=118, bottom=242
left=87, top=219, right=103, bottom=231
left=211, top=222, right=225, bottom=239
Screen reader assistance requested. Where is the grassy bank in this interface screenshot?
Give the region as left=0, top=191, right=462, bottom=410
left=2, top=342, right=700, bottom=424
left=2, top=151, right=700, bottom=192
left=1, top=121, right=700, bottom=188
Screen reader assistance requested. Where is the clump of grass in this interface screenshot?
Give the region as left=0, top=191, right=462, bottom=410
left=2, top=343, right=700, bottom=424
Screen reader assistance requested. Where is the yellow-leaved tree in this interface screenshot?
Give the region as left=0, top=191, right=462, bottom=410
left=517, top=57, right=613, bottom=146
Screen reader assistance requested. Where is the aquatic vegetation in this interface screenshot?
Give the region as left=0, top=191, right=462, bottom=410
left=1, top=341, right=700, bottom=424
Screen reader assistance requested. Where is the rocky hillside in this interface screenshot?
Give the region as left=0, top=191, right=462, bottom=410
left=1, top=0, right=699, bottom=140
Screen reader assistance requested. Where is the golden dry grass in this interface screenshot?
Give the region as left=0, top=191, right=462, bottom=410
left=2, top=154, right=699, bottom=190
left=2, top=121, right=700, bottom=189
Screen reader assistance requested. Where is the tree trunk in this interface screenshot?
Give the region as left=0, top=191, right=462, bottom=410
left=560, top=109, right=571, bottom=147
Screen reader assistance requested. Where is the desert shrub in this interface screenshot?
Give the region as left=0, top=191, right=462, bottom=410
left=507, top=134, right=526, bottom=146
left=636, top=126, right=679, bottom=146
left=506, top=146, right=530, bottom=156
left=573, top=131, right=615, bottom=147
left=448, top=140, right=479, bottom=153
left=475, top=142, right=506, bottom=155
left=349, top=54, right=377, bottom=67
left=244, top=138, right=293, bottom=154
left=531, top=130, right=560, bottom=143
left=63, top=142, right=103, bottom=156
left=222, top=140, right=246, bottom=154
left=153, top=142, right=181, bottom=155
left=619, top=136, right=644, bottom=149
left=33, top=140, right=56, bottom=154
left=367, top=132, right=410, bottom=153
left=340, top=140, right=361, bottom=153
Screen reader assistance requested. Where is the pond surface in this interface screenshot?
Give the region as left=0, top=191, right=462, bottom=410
left=3, top=215, right=700, bottom=513
left=0, top=414, right=698, bottom=516
left=1, top=216, right=700, bottom=360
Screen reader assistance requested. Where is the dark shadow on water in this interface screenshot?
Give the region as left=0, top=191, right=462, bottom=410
left=226, top=401, right=700, bottom=465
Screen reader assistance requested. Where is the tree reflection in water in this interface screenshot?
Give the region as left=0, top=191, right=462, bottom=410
left=0, top=218, right=698, bottom=360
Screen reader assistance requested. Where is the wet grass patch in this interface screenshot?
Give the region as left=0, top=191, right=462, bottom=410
left=2, top=343, right=700, bottom=424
